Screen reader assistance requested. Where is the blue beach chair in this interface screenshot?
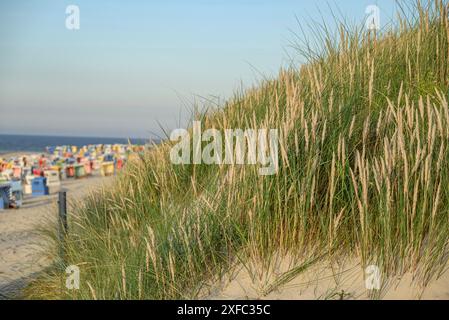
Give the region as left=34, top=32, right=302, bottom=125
left=32, top=177, right=49, bottom=197
left=10, top=180, right=23, bottom=208
left=0, top=183, right=11, bottom=210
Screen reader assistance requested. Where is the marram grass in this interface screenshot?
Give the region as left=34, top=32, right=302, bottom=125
left=26, top=1, right=449, bottom=299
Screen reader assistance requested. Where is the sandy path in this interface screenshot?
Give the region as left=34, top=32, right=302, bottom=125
left=0, top=176, right=111, bottom=299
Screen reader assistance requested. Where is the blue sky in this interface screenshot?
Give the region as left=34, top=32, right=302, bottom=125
left=0, top=0, right=397, bottom=138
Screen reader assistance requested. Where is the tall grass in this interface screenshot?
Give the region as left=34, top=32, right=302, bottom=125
left=27, top=0, right=449, bottom=299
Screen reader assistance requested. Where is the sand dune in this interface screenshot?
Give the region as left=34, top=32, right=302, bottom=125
left=204, top=257, right=449, bottom=300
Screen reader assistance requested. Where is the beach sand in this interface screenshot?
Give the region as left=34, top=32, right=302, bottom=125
left=203, top=256, right=449, bottom=300
left=0, top=174, right=111, bottom=299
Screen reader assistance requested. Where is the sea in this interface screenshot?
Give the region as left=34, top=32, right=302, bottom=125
left=0, top=134, right=149, bottom=154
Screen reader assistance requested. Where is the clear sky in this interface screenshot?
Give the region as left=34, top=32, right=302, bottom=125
left=0, top=0, right=398, bottom=139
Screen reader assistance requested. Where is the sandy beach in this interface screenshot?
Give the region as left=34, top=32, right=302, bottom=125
left=0, top=172, right=111, bottom=299
left=204, top=257, right=449, bottom=300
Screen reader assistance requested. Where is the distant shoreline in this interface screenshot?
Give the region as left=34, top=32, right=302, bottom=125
left=0, top=134, right=152, bottom=157
left=0, top=133, right=148, bottom=140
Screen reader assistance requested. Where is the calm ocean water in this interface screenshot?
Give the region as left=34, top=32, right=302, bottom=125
left=0, top=134, right=148, bottom=154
